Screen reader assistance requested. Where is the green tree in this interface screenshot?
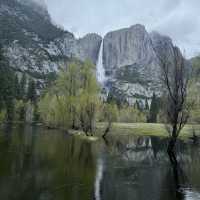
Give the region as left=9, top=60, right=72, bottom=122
left=14, top=75, right=21, bottom=100
left=102, top=102, right=118, bottom=138
left=148, top=93, right=159, bottom=123
left=0, top=69, right=15, bottom=121
left=39, top=60, right=100, bottom=135
left=27, top=79, right=37, bottom=103
left=33, top=104, right=40, bottom=122
left=78, top=60, right=100, bottom=134
left=56, top=61, right=81, bottom=128
left=145, top=98, right=149, bottom=110
left=134, top=100, right=141, bottom=111
left=20, top=73, right=27, bottom=100
left=0, top=45, right=15, bottom=121
left=15, top=100, right=26, bottom=121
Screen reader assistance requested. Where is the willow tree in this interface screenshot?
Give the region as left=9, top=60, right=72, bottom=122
left=158, top=47, right=189, bottom=165
left=55, top=61, right=81, bottom=129
left=102, top=102, right=118, bottom=138
left=78, top=60, right=100, bottom=135
left=39, top=60, right=100, bottom=135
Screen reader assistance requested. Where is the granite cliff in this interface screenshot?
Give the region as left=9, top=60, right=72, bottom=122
left=102, top=25, right=176, bottom=103
left=0, top=0, right=102, bottom=78
left=0, top=0, right=181, bottom=103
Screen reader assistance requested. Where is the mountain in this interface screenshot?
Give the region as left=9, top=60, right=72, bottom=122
left=0, top=0, right=102, bottom=79
left=103, top=25, right=176, bottom=103
left=0, top=0, right=181, bottom=103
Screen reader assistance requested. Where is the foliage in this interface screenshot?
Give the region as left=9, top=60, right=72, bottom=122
left=15, top=100, right=26, bottom=121
left=0, top=44, right=39, bottom=122
left=148, top=93, right=160, bottom=123
left=101, top=102, right=119, bottom=137
left=103, top=103, right=119, bottom=124
left=39, top=60, right=100, bottom=134
left=0, top=110, right=6, bottom=123
left=118, top=106, right=146, bottom=123
left=14, top=75, right=21, bottom=100
left=27, top=79, right=37, bottom=103
left=19, top=73, right=27, bottom=100
left=145, top=98, right=149, bottom=110
left=187, top=80, right=200, bottom=123
left=0, top=46, right=15, bottom=121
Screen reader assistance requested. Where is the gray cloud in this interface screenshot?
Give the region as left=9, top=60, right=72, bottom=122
left=45, top=0, right=200, bottom=57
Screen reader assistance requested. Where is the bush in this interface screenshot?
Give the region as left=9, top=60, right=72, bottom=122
left=0, top=110, right=6, bottom=123
left=118, top=106, right=146, bottom=123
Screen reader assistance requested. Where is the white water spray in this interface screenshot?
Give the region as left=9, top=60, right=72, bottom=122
left=96, top=40, right=106, bottom=84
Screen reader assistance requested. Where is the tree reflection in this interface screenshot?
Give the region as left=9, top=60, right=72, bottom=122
left=100, top=134, right=200, bottom=200
left=0, top=125, right=97, bottom=200
left=0, top=126, right=200, bottom=200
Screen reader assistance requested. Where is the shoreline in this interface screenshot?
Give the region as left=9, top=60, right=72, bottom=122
left=1, top=122, right=200, bottom=140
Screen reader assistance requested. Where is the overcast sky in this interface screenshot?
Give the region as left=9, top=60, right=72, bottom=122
left=45, top=0, right=200, bottom=58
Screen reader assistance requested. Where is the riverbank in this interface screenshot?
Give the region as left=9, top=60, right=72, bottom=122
left=1, top=122, right=200, bottom=140
left=96, top=123, right=200, bottom=139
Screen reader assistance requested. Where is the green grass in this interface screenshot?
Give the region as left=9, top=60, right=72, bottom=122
left=97, top=123, right=200, bottom=139
left=56, top=122, right=200, bottom=141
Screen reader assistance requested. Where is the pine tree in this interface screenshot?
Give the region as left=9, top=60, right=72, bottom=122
left=135, top=100, right=141, bottom=111
left=0, top=45, right=5, bottom=111
left=148, top=93, right=159, bottom=123
left=0, top=45, right=15, bottom=121
left=20, top=73, right=27, bottom=100
left=27, top=79, right=37, bottom=103
left=14, top=75, right=21, bottom=100
left=145, top=98, right=149, bottom=110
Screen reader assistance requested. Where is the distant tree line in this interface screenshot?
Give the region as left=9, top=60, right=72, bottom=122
left=0, top=45, right=37, bottom=122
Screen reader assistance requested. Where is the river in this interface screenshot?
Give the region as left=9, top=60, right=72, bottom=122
left=0, top=124, right=200, bottom=200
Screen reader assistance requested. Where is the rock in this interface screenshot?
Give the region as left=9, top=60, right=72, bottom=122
left=103, top=24, right=165, bottom=103
left=0, top=0, right=182, bottom=104
left=150, top=31, right=175, bottom=65
left=0, top=0, right=102, bottom=78
left=77, top=33, right=102, bottom=64
left=103, top=24, right=156, bottom=72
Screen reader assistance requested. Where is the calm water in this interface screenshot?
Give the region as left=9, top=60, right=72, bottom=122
left=0, top=125, right=200, bottom=200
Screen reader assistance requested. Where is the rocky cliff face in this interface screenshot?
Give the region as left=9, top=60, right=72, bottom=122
left=0, top=0, right=180, bottom=103
left=102, top=25, right=177, bottom=103
left=103, top=25, right=160, bottom=102
left=103, top=25, right=157, bottom=73
left=77, top=34, right=102, bottom=64
left=0, top=0, right=102, bottom=78
left=150, top=31, right=175, bottom=65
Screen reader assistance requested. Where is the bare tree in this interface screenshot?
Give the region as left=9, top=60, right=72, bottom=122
left=158, top=47, right=189, bottom=165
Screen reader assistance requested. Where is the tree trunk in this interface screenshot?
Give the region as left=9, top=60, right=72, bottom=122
left=102, top=121, right=112, bottom=138
left=167, top=136, right=178, bottom=166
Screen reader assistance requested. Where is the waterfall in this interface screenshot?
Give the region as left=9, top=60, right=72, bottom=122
left=96, top=40, right=106, bottom=84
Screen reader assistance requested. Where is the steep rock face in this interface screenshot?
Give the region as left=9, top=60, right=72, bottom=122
left=0, top=0, right=101, bottom=78
left=77, top=34, right=102, bottom=64
left=103, top=25, right=157, bottom=73
left=150, top=31, right=175, bottom=64
left=103, top=25, right=163, bottom=102
left=46, top=33, right=102, bottom=64
left=0, top=0, right=180, bottom=103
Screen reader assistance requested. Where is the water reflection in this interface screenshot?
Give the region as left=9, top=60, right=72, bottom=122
left=0, top=125, right=97, bottom=200
left=101, top=134, right=200, bottom=200
left=94, top=156, right=104, bottom=200
left=0, top=125, right=199, bottom=200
